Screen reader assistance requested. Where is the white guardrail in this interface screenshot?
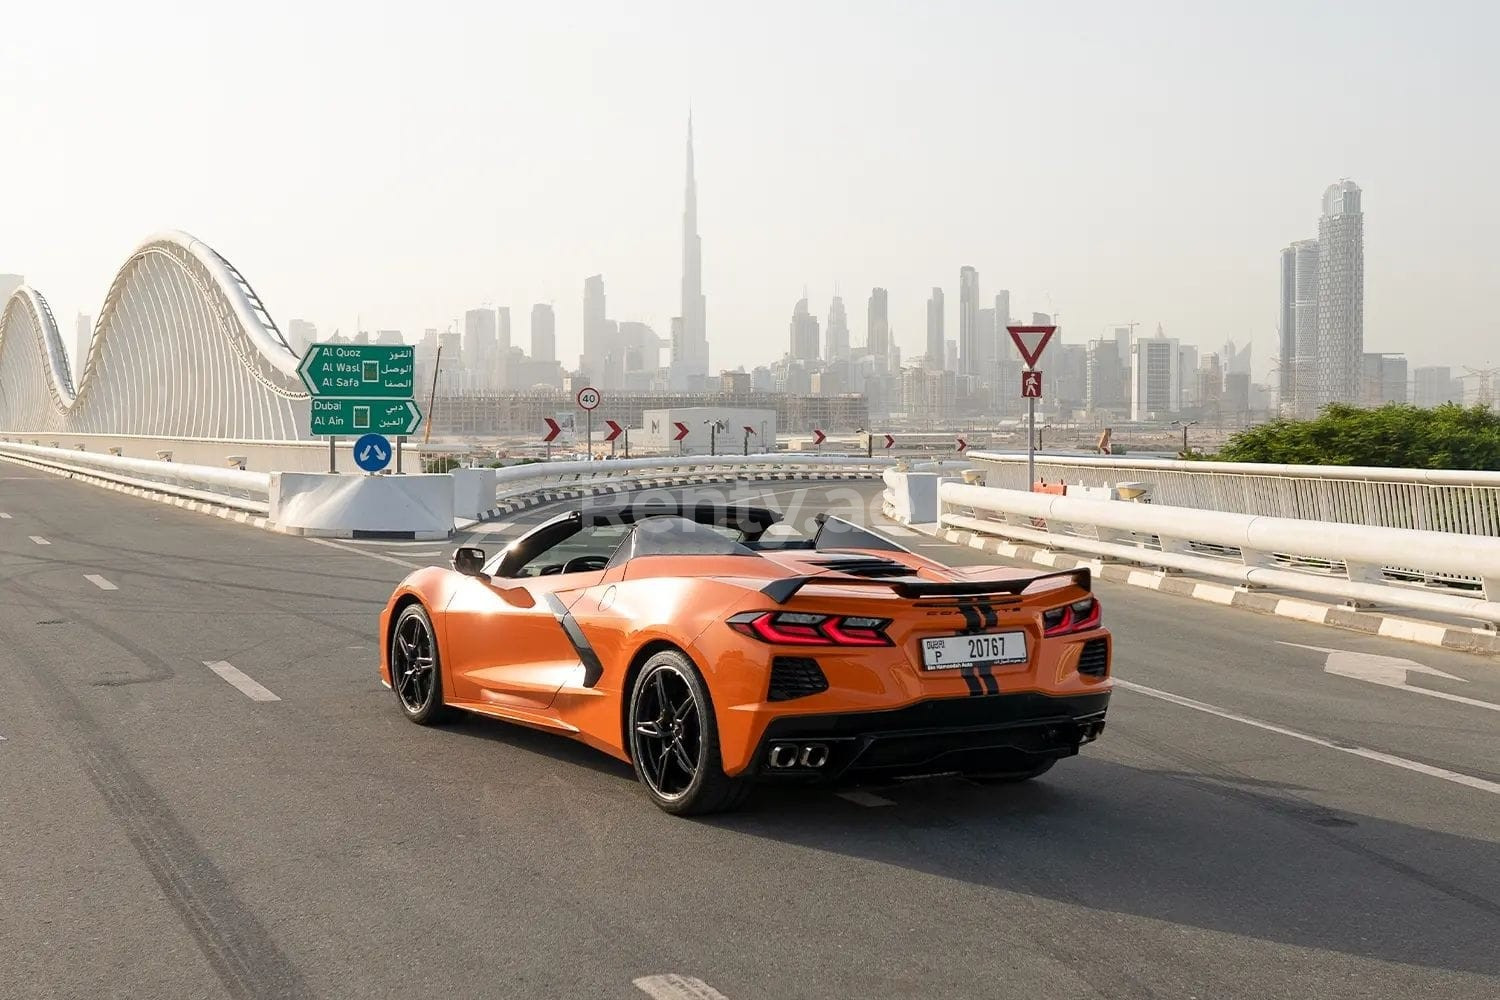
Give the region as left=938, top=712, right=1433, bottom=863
left=0, top=442, right=899, bottom=525
left=1, top=441, right=272, bottom=511
left=968, top=452, right=1500, bottom=536
left=911, top=478, right=1500, bottom=625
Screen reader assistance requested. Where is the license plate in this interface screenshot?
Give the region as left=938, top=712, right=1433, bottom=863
left=921, top=631, right=1028, bottom=670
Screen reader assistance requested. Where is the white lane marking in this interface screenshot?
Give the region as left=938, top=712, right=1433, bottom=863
left=305, top=537, right=422, bottom=570
left=84, top=574, right=118, bottom=591
left=837, top=790, right=896, bottom=808
left=0, top=512, right=11, bottom=518
left=28, top=535, right=49, bottom=545
left=879, top=524, right=918, bottom=536
left=1278, top=641, right=1500, bottom=714
left=466, top=520, right=515, bottom=536
left=633, top=974, right=731, bottom=1000
left=1115, top=679, right=1500, bottom=796
left=203, top=661, right=281, bottom=702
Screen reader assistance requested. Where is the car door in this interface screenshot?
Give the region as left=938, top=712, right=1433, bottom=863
left=442, top=521, right=630, bottom=712
left=443, top=569, right=603, bottom=712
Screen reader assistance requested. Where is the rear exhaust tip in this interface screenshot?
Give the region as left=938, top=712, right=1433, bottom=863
left=769, top=744, right=799, bottom=769
left=800, top=744, right=830, bottom=768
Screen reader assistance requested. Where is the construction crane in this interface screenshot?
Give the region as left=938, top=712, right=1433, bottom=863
left=1460, top=366, right=1500, bottom=410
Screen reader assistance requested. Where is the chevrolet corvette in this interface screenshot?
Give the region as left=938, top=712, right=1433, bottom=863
left=379, top=501, right=1111, bottom=815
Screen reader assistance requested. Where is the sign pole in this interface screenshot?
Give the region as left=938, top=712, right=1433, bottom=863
left=1027, top=390, right=1036, bottom=491
left=624, top=430, right=630, bottom=459
left=587, top=409, right=593, bottom=459
left=328, top=435, right=336, bottom=474
left=395, top=436, right=403, bottom=474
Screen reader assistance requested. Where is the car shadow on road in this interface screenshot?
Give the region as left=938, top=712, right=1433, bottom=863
left=706, top=758, right=1500, bottom=979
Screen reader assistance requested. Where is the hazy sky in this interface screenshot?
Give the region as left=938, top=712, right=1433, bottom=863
left=3, top=1, right=1496, bottom=379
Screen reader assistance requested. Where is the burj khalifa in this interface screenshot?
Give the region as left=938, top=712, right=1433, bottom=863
left=672, top=113, right=710, bottom=390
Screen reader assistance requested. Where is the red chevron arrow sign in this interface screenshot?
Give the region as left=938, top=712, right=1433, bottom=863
left=673, top=422, right=690, bottom=441
left=884, top=434, right=895, bottom=449
left=813, top=429, right=826, bottom=446
left=603, top=419, right=624, bottom=442
left=542, top=417, right=562, bottom=443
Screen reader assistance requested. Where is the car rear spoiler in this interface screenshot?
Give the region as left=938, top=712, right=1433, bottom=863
left=761, top=567, right=1091, bottom=604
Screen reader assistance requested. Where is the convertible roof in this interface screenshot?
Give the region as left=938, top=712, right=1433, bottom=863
left=578, top=500, right=782, bottom=532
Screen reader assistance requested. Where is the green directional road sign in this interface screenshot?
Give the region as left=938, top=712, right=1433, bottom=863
left=298, top=343, right=416, bottom=399
left=309, top=398, right=423, bottom=436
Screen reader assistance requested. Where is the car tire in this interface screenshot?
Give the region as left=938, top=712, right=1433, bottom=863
left=967, top=759, right=1055, bottom=785
left=627, top=649, right=750, bottom=816
left=390, top=603, right=453, bottom=725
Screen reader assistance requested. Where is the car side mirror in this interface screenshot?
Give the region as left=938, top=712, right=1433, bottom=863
left=452, top=546, right=487, bottom=577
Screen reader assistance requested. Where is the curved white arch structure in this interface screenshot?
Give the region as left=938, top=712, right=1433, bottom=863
left=0, top=231, right=311, bottom=439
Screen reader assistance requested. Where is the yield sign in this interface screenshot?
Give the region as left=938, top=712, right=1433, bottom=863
left=603, top=419, right=624, bottom=442
left=1007, top=325, right=1056, bottom=369
left=883, top=434, right=895, bottom=449
left=543, top=417, right=562, bottom=443
left=956, top=437, right=967, bottom=452
left=812, top=429, right=826, bottom=446
left=673, top=422, right=690, bottom=441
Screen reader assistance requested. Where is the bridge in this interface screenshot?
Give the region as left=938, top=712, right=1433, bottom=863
left=1, top=234, right=1496, bottom=999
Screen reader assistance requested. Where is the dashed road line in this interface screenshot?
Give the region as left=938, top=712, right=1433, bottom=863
left=837, top=790, right=896, bottom=808
left=203, top=661, right=281, bottom=702
left=28, top=535, right=50, bottom=545
left=84, top=574, right=118, bottom=591
left=633, top=974, right=731, bottom=1000
left=1115, top=678, right=1500, bottom=796
left=305, top=537, right=423, bottom=570
left=878, top=524, right=918, bottom=536
left=0, top=511, right=12, bottom=518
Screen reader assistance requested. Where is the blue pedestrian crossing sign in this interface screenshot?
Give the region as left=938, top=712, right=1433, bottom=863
left=353, top=433, right=393, bottom=473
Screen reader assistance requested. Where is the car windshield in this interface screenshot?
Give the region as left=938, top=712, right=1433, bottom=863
left=607, top=516, right=757, bottom=567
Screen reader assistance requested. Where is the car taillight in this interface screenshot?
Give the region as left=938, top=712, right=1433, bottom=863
left=1043, top=597, right=1101, bottom=636
left=728, top=612, right=893, bottom=647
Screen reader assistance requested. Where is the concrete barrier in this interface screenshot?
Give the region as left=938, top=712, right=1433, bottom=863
left=882, top=470, right=940, bottom=525
left=451, top=467, right=498, bottom=520
left=268, top=473, right=454, bottom=539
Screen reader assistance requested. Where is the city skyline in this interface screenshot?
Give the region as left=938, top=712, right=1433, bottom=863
left=3, top=4, right=1496, bottom=382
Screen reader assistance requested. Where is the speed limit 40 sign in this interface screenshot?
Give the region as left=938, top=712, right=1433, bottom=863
left=576, top=386, right=601, bottom=411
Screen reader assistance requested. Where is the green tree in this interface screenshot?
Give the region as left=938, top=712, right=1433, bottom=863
left=1210, top=403, right=1500, bottom=470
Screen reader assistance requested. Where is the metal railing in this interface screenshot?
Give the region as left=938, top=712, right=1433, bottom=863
left=968, top=452, right=1500, bottom=535
left=925, top=479, right=1500, bottom=625
left=491, top=454, right=891, bottom=502
left=0, top=441, right=272, bottom=512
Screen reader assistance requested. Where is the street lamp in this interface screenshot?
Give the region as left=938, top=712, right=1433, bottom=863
left=1171, top=419, right=1200, bottom=455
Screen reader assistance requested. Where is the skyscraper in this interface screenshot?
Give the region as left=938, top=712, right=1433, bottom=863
left=672, top=113, right=709, bottom=389
left=958, top=267, right=978, bottom=376
left=789, top=297, right=820, bottom=362
left=993, top=290, right=1012, bottom=363
left=1316, top=180, right=1363, bottom=406
left=582, top=274, right=607, bottom=374
left=1131, top=325, right=1182, bottom=421
left=825, top=295, right=850, bottom=362
left=531, top=304, right=556, bottom=364
left=1279, top=238, right=1320, bottom=415
left=463, top=307, right=497, bottom=389
left=866, top=287, right=890, bottom=365
left=926, top=287, right=944, bottom=368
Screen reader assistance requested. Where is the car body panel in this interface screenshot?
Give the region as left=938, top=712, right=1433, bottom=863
left=379, top=507, right=1112, bottom=782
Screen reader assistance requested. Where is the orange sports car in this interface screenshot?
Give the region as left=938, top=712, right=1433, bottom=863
left=379, top=501, right=1111, bottom=814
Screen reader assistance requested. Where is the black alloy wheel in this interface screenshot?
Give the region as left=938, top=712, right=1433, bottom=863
left=391, top=604, right=450, bottom=724
left=627, top=649, right=749, bottom=815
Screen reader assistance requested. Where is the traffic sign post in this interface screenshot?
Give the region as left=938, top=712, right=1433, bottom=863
left=604, top=419, right=624, bottom=458
left=1008, top=325, right=1057, bottom=492
left=576, top=386, right=601, bottom=459
left=542, top=416, right=562, bottom=461
left=299, top=343, right=422, bottom=472
left=353, top=433, right=393, bottom=473
left=812, top=429, right=826, bottom=448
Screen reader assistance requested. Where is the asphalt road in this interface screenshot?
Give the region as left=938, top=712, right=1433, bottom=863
left=1, top=467, right=1497, bottom=1000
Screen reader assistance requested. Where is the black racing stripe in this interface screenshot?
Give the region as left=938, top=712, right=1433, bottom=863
left=974, top=602, right=1001, bottom=695
left=544, top=593, right=605, bottom=687
left=959, top=666, right=983, bottom=697
left=954, top=598, right=985, bottom=696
